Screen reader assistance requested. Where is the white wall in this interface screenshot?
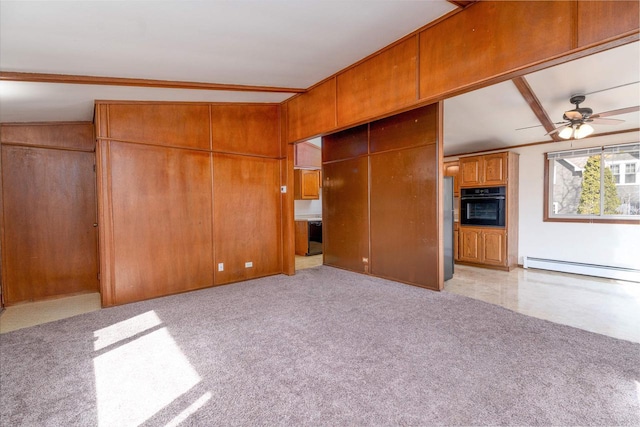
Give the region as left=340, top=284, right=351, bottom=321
left=294, top=189, right=323, bottom=216
left=448, top=131, right=640, bottom=270
left=515, top=132, right=640, bottom=269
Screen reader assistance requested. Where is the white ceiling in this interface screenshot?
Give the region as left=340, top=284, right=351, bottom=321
left=1, top=1, right=638, bottom=156
left=443, top=41, right=640, bottom=156
left=0, top=0, right=456, bottom=122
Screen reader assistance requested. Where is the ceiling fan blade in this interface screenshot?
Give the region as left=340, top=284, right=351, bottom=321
left=545, top=125, right=567, bottom=136
left=515, top=124, right=543, bottom=131
left=591, top=105, right=639, bottom=119
left=590, top=117, right=625, bottom=125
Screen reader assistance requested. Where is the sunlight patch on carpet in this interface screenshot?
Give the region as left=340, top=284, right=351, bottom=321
left=93, top=311, right=201, bottom=426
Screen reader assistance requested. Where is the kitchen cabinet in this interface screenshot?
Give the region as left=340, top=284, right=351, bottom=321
left=456, top=151, right=518, bottom=270
left=295, top=220, right=322, bottom=256
left=294, top=169, right=320, bottom=200
left=444, top=161, right=460, bottom=196
left=459, top=226, right=507, bottom=267
left=459, top=152, right=508, bottom=187
left=294, top=141, right=321, bottom=168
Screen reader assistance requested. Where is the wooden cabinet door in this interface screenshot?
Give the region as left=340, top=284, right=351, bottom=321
left=459, top=227, right=481, bottom=263
left=294, top=169, right=320, bottom=200
left=483, top=152, right=507, bottom=186
left=459, top=156, right=481, bottom=187
left=294, top=221, right=309, bottom=256
left=482, top=229, right=507, bottom=266
left=323, top=157, right=369, bottom=273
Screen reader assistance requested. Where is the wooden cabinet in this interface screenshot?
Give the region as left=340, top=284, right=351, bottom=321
left=457, top=151, right=518, bottom=271
left=459, top=152, right=507, bottom=187
left=294, top=221, right=309, bottom=256
left=294, top=169, right=320, bottom=200
left=294, top=141, right=321, bottom=168
left=459, top=226, right=507, bottom=267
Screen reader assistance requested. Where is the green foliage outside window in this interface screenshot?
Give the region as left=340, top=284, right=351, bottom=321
left=577, top=155, right=620, bottom=215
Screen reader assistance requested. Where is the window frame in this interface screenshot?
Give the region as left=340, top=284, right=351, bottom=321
left=543, top=143, right=640, bottom=225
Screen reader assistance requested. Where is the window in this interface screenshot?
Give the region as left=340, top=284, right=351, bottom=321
left=545, top=143, right=640, bottom=222
left=625, top=163, right=637, bottom=184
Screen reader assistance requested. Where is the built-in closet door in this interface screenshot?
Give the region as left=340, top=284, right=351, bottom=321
left=1, top=144, right=98, bottom=304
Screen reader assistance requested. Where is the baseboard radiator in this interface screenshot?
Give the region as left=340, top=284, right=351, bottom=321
left=523, top=256, right=640, bottom=283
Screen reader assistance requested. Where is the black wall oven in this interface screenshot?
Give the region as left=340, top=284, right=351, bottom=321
left=460, top=186, right=506, bottom=227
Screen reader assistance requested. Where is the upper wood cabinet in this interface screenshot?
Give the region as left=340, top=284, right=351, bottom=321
left=102, top=103, right=211, bottom=150
left=294, top=169, right=320, bottom=200
left=294, top=142, right=321, bottom=168
left=419, top=1, right=573, bottom=101
left=210, top=104, right=280, bottom=157
left=459, top=152, right=508, bottom=187
left=337, top=36, right=417, bottom=127
left=283, top=2, right=636, bottom=144
left=287, top=78, right=336, bottom=143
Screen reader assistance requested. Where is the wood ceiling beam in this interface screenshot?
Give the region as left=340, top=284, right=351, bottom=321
left=0, top=72, right=306, bottom=94
left=446, top=127, right=640, bottom=158
left=446, top=1, right=477, bottom=9
left=512, top=76, right=562, bottom=142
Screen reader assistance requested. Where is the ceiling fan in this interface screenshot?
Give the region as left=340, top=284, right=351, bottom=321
left=546, top=94, right=633, bottom=140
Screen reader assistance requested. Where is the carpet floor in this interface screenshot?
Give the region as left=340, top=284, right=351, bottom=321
left=1, top=266, right=639, bottom=426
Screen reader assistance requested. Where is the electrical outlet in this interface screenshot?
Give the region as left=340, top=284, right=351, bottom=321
left=245, top=261, right=253, bottom=268
left=281, top=185, right=287, bottom=193
left=218, top=263, right=224, bottom=272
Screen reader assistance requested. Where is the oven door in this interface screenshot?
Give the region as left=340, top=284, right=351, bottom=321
left=460, top=196, right=505, bottom=227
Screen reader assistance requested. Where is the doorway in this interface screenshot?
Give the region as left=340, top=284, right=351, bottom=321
left=293, top=138, right=323, bottom=270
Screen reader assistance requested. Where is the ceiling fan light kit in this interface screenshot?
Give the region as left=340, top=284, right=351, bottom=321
left=547, top=94, right=631, bottom=140
left=574, top=123, right=594, bottom=139
left=558, top=123, right=595, bottom=140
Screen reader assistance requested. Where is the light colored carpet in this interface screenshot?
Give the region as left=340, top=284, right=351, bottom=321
left=1, top=266, right=639, bottom=426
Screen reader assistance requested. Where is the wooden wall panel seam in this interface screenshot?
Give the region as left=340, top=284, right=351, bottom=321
left=93, top=137, right=285, bottom=160
left=415, top=33, right=420, bottom=101
left=571, top=0, right=579, bottom=50
left=436, top=100, right=445, bottom=290
left=106, top=141, right=116, bottom=306
left=209, top=152, right=216, bottom=285
left=208, top=105, right=213, bottom=152
left=0, top=142, right=95, bottom=153
left=367, top=155, right=372, bottom=275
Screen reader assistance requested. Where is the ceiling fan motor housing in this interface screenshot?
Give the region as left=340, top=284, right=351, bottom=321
left=564, top=95, right=593, bottom=121
left=564, top=107, right=593, bottom=121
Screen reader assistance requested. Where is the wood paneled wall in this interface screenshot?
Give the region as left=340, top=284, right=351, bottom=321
left=213, top=154, right=282, bottom=284
left=337, top=36, right=418, bottom=126
left=95, top=102, right=282, bottom=306
left=0, top=123, right=98, bottom=305
left=322, top=104, right=441, bottom=290
left=285, top=0, right=638, bottom=142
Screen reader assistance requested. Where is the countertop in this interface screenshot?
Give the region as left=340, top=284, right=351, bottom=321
left=295, top=216, right=322, bottom=222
